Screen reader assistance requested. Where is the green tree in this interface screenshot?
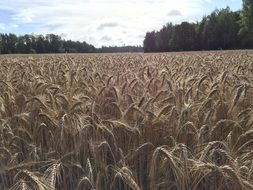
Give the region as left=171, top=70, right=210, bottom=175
left=170, top=22, right=196, bottom=51
left=0, top=33, right=97, bottom=54
left=16, top=36, right=27, bottom=53
left=23, top=34, right=33, bottom=53
left=46, top=34, right=63, bottom=53
left=202, top=10, right=220, bottom=50
left=143, top=31, right=157, bottom=52
left=0, top=34, right=8, bottom=53
left=35, top=35, right=46, bottom=53
left=200, top=8, right=241, bottom=50
left=0, top=35, right=2, bottom=53
left=217, top=8, right=240, bottom=49
left=240, top=0, right=253, bottom=47
left=7, top=34, right=18, bottom=53
left=156, top=23, right=173, bottom=52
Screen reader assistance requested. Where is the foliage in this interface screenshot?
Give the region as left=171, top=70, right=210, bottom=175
left=143, top=31, right=157, bottom=52
left=239, top=0, right=253, bottom=46
left=0, top=34, right=142, bottom=54
left=144, top=7, right=251, bottom=52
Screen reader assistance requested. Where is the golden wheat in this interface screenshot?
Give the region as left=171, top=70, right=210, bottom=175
left=0, top=51, right=253, bottom=189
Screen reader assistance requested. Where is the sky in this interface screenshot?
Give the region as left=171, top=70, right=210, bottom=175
left=0, top=0, right=242, bottom=47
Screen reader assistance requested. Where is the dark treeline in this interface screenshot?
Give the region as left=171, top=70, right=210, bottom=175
left=97, top=45, right=143, bottom=53
left=144, top=0, right=253, bottom=52
left=0, top=33, right=143, bottom=54
left=0, top=34, right=96, bottom=54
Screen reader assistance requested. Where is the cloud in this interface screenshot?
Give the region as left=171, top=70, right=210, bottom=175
left=97, top=22, right=121, bottom=30
left=12, top=8, right=36, bottom=23
left=135, top=34, right=145, bottom=39
left=0, top=0, right=240, bottom=47
left=101, top=35, right=112, bottom=41
left=167, top=9, right=182, bottom=16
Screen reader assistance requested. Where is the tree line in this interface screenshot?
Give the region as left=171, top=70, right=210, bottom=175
left=97, top=46, right=143, bottom=53
left=0, top=34, right=96, bottom=54
left=0, top=33, right=143, bottom=54
left=144, top=0, right=253, bottom=52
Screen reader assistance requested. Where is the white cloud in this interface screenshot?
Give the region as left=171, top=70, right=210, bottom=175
left=97, top=22, right=122, bottom=30
left=12, top=8, right=36, bottom=23
left=101, top=35, right=112, bottom=41
left=167, top=10, right=182, bottom=16
left=0, top=0, right=213, bottom=47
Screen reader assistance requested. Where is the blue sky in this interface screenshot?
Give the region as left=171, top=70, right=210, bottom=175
left=0, top=0, right=242, bottom=47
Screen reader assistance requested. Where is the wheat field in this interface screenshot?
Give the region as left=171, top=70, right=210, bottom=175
left=0, top=51, right=253, bottom=190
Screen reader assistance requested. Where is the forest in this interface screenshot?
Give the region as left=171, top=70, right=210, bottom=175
left=0, top=33, right=142, bottom=54
left=144, top=1, right=253, bottom=52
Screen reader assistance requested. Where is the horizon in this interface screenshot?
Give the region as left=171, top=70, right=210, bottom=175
left=0, top=0, right=242, bottom=48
